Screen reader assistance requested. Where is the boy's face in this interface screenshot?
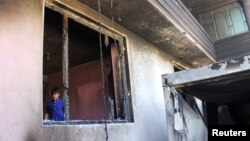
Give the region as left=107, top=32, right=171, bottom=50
left=52, top=92, right=60, bottom=100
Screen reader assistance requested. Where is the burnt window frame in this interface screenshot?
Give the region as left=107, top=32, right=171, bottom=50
left=43, top=2, right=133, bottom=125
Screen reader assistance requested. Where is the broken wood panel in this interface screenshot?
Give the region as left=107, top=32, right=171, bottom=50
left=119, top=40, right=131, bottom=121
left=111, top=45, right=122, bottom=119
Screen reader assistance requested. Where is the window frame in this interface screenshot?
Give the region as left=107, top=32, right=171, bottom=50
left=196, top=2, right=248, bottom=41
left=43, top=1, right=133, bottom=125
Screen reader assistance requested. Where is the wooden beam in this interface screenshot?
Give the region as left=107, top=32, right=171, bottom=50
left=47, top=0, right=125, bottom=38
left=62, top=15, right=70, bottom=120
left=119, top=39, right=131, bottom=121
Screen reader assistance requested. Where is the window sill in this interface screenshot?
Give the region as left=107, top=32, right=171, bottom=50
left=43, top=119, right=129, bottom=125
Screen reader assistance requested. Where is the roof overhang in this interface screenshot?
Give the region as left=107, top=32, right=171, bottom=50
left=46, top=0, right=215, bottom=68
left=163, top=55, right=250, bottom=103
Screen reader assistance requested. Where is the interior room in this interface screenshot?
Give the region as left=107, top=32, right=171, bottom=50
left=43, top=8, right=124, bottom=120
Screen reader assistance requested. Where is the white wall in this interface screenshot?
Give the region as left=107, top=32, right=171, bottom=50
left=0, top=0, right=174, bottom=140
left=0, top=0, right=44, bottom=140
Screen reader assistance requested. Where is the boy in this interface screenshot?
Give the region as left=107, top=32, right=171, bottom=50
left=44, top=87, right=65, bottom=121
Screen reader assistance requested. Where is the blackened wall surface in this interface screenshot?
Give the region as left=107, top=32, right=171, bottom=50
left=0, top=0, right=175, bottom=141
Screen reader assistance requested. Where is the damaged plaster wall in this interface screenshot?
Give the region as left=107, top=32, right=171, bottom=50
left=163, top=88, right=207, bottom=141
left=0, top=0, right=174, bottom=141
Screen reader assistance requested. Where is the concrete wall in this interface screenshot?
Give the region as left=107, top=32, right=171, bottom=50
left=163, top=87, right=207, bottom=141
left=0, top=0, right=174, bottom=140
left=0, top=0, right=44, bottom=140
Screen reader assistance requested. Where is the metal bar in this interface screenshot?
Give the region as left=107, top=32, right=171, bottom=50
left=225, top=6, right=234, bottom=36
left=211, top=11, right=219, bottom=40
left=97, top=0, right=109, bottom=140
left=203, top=101, right=207, bottom=125
left=62, top=15, right=70, bottom=121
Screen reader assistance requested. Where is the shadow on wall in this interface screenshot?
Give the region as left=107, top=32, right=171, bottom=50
left=24, top=129, right=37, bottom=141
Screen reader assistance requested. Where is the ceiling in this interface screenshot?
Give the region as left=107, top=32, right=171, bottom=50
left=181, top=75, right=250, bottom=103
left=44, top=0, right=223, bottom=75
left=77, top=0, right=213, bottom=68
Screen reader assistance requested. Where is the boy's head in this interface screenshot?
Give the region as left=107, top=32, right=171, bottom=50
left=50, top=86, right=61, bottom=100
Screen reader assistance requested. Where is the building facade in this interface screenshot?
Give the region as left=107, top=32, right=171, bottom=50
left=1, top=0, right=250, bottom=141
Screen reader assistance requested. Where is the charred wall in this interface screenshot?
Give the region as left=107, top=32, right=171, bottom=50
left=0, top=0, right=174, bottom=141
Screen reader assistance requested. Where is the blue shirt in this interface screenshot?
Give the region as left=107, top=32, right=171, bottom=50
left=46, top=99, right=64, bottom=121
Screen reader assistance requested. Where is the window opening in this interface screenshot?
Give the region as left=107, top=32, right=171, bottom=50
left=43, top=8, right=64, bottom=121
left=196, top=2, right=248, bottom=40
left=43, top=7, right=132, bottom=124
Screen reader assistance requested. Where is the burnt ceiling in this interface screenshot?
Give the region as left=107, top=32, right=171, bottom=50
left=181, top=75, right=250, bottom=103
left=44, top=0, right=217, bottom=75
left=77, top=0, right=213, bottom=68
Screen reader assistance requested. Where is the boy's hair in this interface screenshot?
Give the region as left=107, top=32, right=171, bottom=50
left=50, top=86, right=60, bottom=94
